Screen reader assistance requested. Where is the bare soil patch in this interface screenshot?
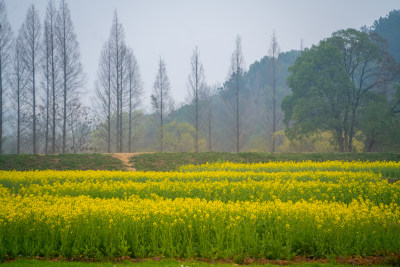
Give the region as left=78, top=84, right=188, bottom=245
left=107, top=152, right=154, bottom=171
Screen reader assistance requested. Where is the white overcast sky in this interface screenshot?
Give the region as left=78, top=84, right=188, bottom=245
left=5, top=0, right=400, bottom=111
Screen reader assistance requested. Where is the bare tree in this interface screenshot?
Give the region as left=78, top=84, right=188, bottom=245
left=108, top=11, right=125, bottom=153
left=9, top=30, right=28, bottom=154
left=224, top=35, right=245, bottom=153
left=268, top=30, right=280, bottom=152
left=44, top=0, right=59, bottom=154
left=118, top=43, right=127, bottom=152
left=93, top=13, right=142, bottom=153
left=203, top=84, right=217, bottom=151
left=126, top=48, right=143, bottom=152
left=186, top=46, right=206, bottom=152
left=93, top=40, right=113, bottom=152
left=0, top=0, right=12, bottom=154
left=21, top=4, right=41, bottom=154
left=67, top=102, right=91, bottom=153
left=56, top=0, right=84, bottom=153
left=42, top=22, right=50, bottom=154
left=151, top=57, right=173, bottom=152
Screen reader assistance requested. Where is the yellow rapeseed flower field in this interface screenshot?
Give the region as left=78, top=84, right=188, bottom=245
left=0, top=161, right=399, bottom=259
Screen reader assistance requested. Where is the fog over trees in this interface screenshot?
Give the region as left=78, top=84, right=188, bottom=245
left=0, top=0, right=12, bottom=154
left=186, top=47, right=206, bottom=153
left=151, top=57, right=173, bottom=152
left=1, top=0, right=400, bottom=153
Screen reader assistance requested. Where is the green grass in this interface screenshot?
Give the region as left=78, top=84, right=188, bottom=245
left=129, top=152, right=400, bottom=172
left=0, top=154, right=125, bottom=171
left=0, top=152, right=399, bottom=172
left=0, top=259, right=393, bottom=267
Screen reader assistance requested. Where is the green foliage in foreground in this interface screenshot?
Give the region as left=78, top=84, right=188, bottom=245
left=130, top=152, right=400, bottom=172
left=0, top=154, right=125, bottom=171
left=0, top=259, right=393, bottom=267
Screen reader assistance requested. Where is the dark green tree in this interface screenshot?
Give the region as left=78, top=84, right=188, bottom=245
left=283, top=28, right=398, bottom=152
left=358, top=91, right=399, bottom=152
left=372, top=9, right=400, bottom=62
left=282, top=41, right=351, bottom=152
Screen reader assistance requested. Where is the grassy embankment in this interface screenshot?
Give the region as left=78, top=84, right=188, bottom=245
left=1, top=152, right=399, bottom=172
left=0, top=154, right=125, bottom=171
left=129, top=152, right=400, bottom=172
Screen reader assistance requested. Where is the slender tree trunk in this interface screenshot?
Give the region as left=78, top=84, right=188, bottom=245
left=271, top=57, right=276, bottom=153
left=343, top=97, right=350, bottom=152
left=195, top=60, right=198, bottom=153
left=348, top=106, right=357, bottom=152
left=115, top=27, right=120, bottom=153
left=107, top=51, right=111, bottom=153
left=208, top=103, right=211, bottom=151
left=116, top=87, right=119, bottom=152
left=0, top=40, right=2, bottom=155
left=45, top=33, right=49, bottom=154
left=51, top=75, right=56, bottom=153
left=51, top=17, right=56, bottom=154
left=128, top=74, right=132, bottom=153
left=17, top=77, right=20, bottom=154
left=160, top=76, right=163, bottom=152
left=236, top=68, right=239, bottom=153
left=119, top=55, right=123, bottom=152
left=62, top=13, right=67, bottom=154
left=32, top=45, right=37, bottom=154
left=336, top=128, right=344, bottom=152
left=366, top=130, right=375, bottom=152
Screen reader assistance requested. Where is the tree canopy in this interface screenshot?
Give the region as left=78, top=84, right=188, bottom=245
left=283, top=28, right=399, bottom=152
left=372, top=9, right=400, bottom=62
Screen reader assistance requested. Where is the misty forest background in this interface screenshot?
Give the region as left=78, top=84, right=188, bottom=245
left=1, top=0, right=399, bottom=154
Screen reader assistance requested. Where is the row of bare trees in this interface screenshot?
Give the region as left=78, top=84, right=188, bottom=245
left=91, top=10, right=281, bottom=153
left=93, top=12, right=143, bottom=153
left=1, top=0, right=86, bottom=154
left=147, top=34, right=282, bottom=153
left=1, top=0, right=283, bottom=154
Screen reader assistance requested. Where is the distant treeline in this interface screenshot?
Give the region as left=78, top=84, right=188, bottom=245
left=1, top=0, right=399, bottom=154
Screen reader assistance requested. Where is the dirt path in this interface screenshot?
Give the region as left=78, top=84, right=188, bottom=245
left=109, top=153, right=138, bottom=171
left=107, top=153, right=153, bottom=171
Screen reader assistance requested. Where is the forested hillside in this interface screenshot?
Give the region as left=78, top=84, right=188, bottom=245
left=1, top=1, right=399, bottom=154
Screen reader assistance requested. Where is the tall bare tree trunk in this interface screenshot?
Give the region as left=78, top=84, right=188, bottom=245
left=151, top=58, right=172, bottom=153
left=11, top=31, right=24, bottom=155
left=44, top=25, right=50, bottom=154
left=128, top=76, right=132, bottom=152
left=32, top=46, right=36, bottom=154
left=195, top=63, right=198, bottom=153
left=107, top=47, right=111, bottom=153
left=17, top=84, right=20, bottom=154
left=119, top=47, right=123, bottom=152
left=269, top=30, right=280, bottom=153
left=57, top=0, right=84, bottom=154
left=21, top=4, right=42, bottom=154
left=115, top=16, right=120, bottom=153
left=272, top=56, right=276, bottom=152
left=208, top=97, right=212, bottom=151
left=0, top=26, right=2, bottom=154
left=160, top=77, right=163, bottom=152
left=62, top=10, right=67, bottom=154
left=224, top=35, right=245, bottom=153
left=0, top=2, right=12, bottom=154
left=186, top=47, right=205, bottom=153
left=236, top=65, right=239, bottom=153
left=47, top=0, right=57, bottom=154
